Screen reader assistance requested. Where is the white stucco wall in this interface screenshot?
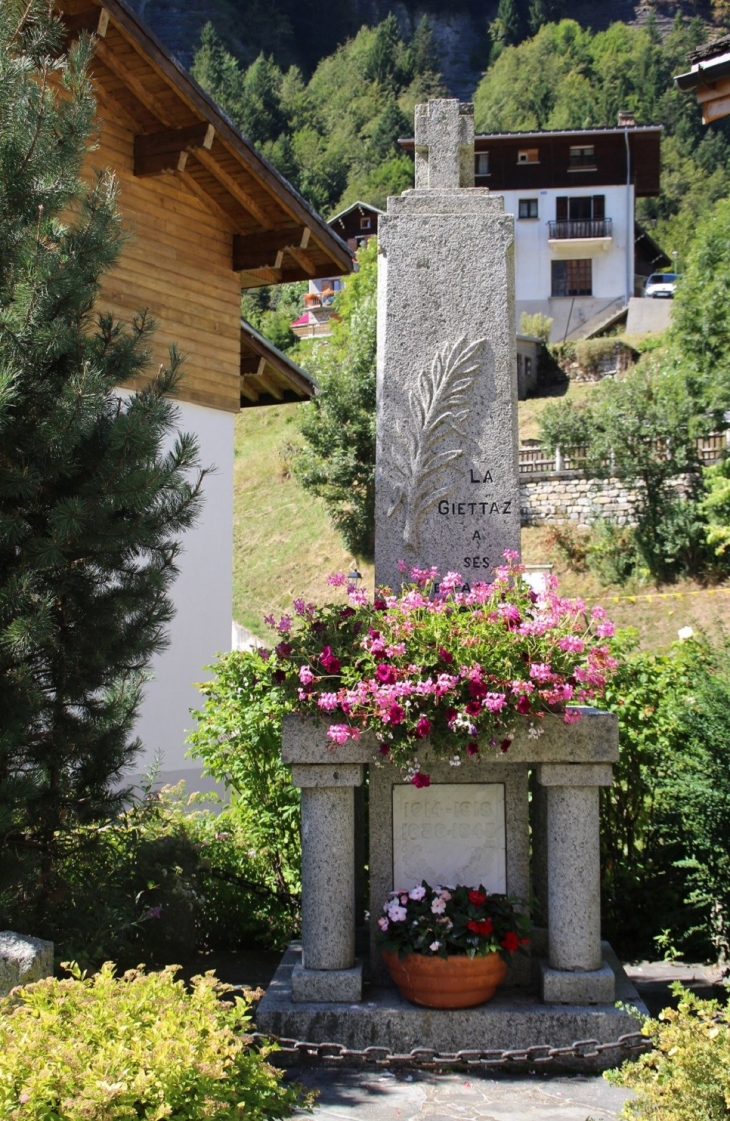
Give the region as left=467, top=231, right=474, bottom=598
left=128, top=397, right=235, bottom=787
left=499, top=184, right=634, bottom=341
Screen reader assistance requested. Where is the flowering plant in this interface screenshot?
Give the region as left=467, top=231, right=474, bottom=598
left=263, top=553, right=617, bottom=785
left=377, top=881, right=529, bottom=960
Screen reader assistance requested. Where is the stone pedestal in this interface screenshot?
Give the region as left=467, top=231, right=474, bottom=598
left=537, top=763, right=615, bottom=1004
left=292, top=763, right=363, bottom=1002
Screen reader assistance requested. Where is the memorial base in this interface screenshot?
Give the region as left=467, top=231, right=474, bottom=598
left=257, top=943, right=647, bottom=1073
left=292, top=961, right=363, bottom=1003
left=539, top=959, right=616, bottom=1004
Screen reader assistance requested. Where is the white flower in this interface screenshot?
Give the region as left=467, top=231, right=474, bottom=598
left=431, top=896, right=447, bottom=914
left=409, top=885, right=426, bottom=901
left=377, top=916, right=389, bottom=931
left=439, top=890, right=452, bottom=902
left=449, top=755, right=461, bottom=767
left=388, top=904, right=407, bottom=922
left=429, top=941, right=441, bottom=952
left=678, top=626, right=694, bottom=641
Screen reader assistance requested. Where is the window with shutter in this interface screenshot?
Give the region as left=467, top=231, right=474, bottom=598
left=556, top=197, right=568, bottom=221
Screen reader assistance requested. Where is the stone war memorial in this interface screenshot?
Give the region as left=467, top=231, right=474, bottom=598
left=257, top=99, right=646, bottom=1066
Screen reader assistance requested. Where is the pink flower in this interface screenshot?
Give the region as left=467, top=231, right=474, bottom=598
left=327, top=572, right=347, bottom=587
left=529, top=663, right=554, bottom=683
left=415, top=716, right=431, bottom=739
left=299, top=665, right=314, bottom=685
left=375, top=663, right=397, bottom=684
left=516, top=695, right=531, bottom=715
left=277, top=615, right=292, bottom=633
left=484, top=693, right=507, bottom=712
left=596, top=621, right=616, bottom=637
left=431, top=896, right=447, bottom=914
left=558, top=635, right=585, bottom=654
left=387, top=904, right=407, bottom=922
left=409, top=885, right=427, bottom=901
left=378, top=916, right=389, bottom=931
left=397, top=559, right=408, bottom=572
left=326, top=724, right=351, bottom=744
left=317, top=692, right=339, bottom=712
left=429, top=941, right=441, bottom=951
left=412, top=772, right=431, bottom=788
left=563, top=709, right=582, bottom=724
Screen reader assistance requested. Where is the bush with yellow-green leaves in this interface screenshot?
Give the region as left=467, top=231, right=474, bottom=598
left=609, top=984, right=730, bottom=1120
left=0, top=963, right=312, bottom=1120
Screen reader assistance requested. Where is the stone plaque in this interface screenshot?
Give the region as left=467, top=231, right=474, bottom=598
left=392, top=783, right=506, bottom=893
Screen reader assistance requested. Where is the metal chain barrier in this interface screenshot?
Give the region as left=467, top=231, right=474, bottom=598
left=249, top=1030, right=651, bottom=1068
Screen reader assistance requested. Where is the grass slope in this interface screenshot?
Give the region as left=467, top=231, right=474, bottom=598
left=233, top=404, right=373, bottom=637
left=234, top=393, right=729, bottom=649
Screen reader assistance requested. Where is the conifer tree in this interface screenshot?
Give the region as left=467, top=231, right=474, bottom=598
left=0, top=1, right=205, bottom=907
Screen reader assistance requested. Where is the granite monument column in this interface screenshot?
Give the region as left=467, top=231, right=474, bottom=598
left=537, top=763, right=615, bottom=1004
left=375, top=99, right=521, bottom=591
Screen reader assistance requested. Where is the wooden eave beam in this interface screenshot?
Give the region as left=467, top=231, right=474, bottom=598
left=92, top=0, right=355, bottom=276
left=232, top=227, right=308, bottom=270
left=286, top=246, right=318, bottom=277
left=240, top=356, right=262, bottom=374
left=94, top=38, right=177, bottom=127
left=134, top=122, right=214, bottom=177
left=62, top=6, right=109, bottom=39
left=193, top=148, right=273, bottom=229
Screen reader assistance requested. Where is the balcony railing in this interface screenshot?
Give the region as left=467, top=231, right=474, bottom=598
left=548, top=218, right=612, bottom=239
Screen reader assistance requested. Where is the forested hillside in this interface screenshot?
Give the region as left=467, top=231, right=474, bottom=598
left=190, top=12, right=730, bottom=270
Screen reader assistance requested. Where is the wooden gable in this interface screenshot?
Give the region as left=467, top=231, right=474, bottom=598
left=56, top=0, right=352, bottom=412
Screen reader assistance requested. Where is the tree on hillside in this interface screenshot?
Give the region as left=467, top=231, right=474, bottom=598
left=0, top=2, right=204, bottom=916
left=192, top=18, right=443, bottom=216
left=292, top=241, right=377, bottom=558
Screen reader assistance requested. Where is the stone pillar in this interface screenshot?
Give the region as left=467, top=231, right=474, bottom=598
left=290, top=764, right=363, bottom=1002
left=536, top=763, right=615, bottom=1004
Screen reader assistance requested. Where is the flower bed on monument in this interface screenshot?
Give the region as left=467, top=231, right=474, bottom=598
left=377, top=882, right=529, bottom=1008
left=263, top=553, right=617, bottom=785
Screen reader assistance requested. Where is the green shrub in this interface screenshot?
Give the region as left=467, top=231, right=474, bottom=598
left=1, top=782, right=300, bottom=969
left=574, top=338, right=637, bottom=374
left=0, top=963, right=311, bottom=1120
left=609, top=985, right=730, bottom=1120
left=188, top=649, right=300, bottom=892
left=519, top=311, right=553, bottom=343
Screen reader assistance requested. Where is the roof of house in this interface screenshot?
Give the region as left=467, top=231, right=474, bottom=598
left=675, top=38, right=730, bottom=91
left=329, top=200, right=386, bottom=223
left=399, top=125, right=662, bottom=149
left=240, top=319, right=316, bottom=408
left=58, top=0, right=354, bottom=287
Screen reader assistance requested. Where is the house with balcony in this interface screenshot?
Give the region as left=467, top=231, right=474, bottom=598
left=291, top=201, right=383, bottom=339
left=471, top=124, right=668, bottom=342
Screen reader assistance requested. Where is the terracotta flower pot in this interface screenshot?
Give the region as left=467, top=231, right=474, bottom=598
left=381, top=949, right=508, bottom=1009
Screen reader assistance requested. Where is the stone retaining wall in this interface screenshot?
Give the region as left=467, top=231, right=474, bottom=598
left=520, top=472, right=637, bottom=527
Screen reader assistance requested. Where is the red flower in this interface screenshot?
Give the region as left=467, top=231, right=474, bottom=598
left=438, top=646, right=453, bottom=664
left=273, top=669, right=286, bottom=684
left=445, top=706, right=458, bottom=724
left=468, top=679, right=487, bottom=700
left=465, top=700, right=482, bottom=716
left=379, top=744, right=391, bottom=756
left=500, top=738, right=512, bottom=753
left=466, top=741, right=479, bottom=756
left=501, top=931, right=519, bottom=953
left=466, top=918, right=493, bottom=936
left=275, top=641, right=292, bottom=658
left=516, top=695, right=530, bottom=715
left=387, top=703, right=405, bottom=725
left=415, top=716, right=432, bottom=739
left=374, top=598, right=387, bottom=611
left=375, top=663, right=396, bottom=684
left=412, top=772, right=431, bottom=788
left=468, top=890, right=487, bottom=906
left=339, top=607, right=355, bottom=620
left=320, top=646, right=341, bottom=674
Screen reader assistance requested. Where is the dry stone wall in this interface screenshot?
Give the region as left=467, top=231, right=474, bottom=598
left=520, top=472, right=637, bottom=527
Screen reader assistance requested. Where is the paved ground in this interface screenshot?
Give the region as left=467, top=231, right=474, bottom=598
left=286, top=1067, right=633, bottom=1120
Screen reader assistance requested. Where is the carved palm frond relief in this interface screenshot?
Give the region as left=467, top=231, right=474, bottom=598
left=387, top=337, right=485, bottom=549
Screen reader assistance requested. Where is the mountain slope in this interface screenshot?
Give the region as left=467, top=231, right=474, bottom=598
left=126, top=0, right=715, bottom=99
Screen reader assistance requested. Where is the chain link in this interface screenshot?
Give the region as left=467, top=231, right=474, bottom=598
left=249, top=1030, right=651, bottom=1068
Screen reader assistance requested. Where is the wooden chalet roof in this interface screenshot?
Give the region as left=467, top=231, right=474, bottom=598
left=240, top=320, right=316, bottom=408
left=57, top=0, right=354, bottom=288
